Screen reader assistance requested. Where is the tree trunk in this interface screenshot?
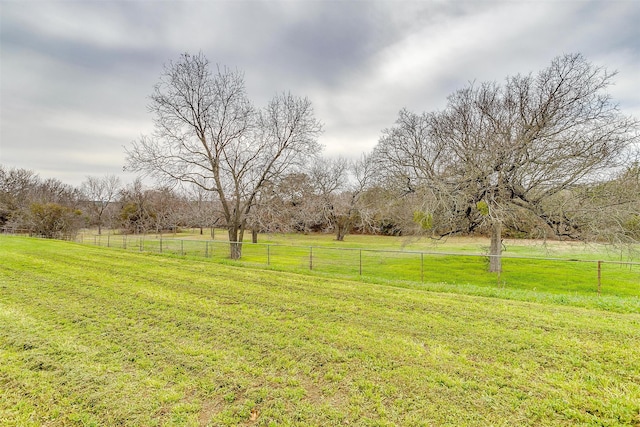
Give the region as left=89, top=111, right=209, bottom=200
left=489, top=221, right=502, bottom=273
left=335, top=219, right=348, bottom=241
left=228, top=227, right=242, bottom=259
left=252, top=229, right=258, bottom=244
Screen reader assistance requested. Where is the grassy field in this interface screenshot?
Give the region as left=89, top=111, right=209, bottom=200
left=80, top=230, right=640, bottom=301
left=89, top=228, right=640, bottom=259
left=1, top=236, right=640, bottom=426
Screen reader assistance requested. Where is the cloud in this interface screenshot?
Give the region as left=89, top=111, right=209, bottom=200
left=1, top=0, right=639, bottom=186
left=43, top=110, right=151, bottom=140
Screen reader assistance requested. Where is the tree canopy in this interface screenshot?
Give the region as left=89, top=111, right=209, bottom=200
left=373, top=53, right=639, bottom=271
left=126, top=52, right=323, bottom=257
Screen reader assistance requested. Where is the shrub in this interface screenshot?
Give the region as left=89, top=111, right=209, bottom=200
left=28, top=202, right=83, bottom=239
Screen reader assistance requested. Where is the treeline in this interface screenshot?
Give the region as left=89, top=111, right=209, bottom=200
left=2, top=158, right=639, bottom=244
left=0, top=166, right=83, bottom=239
left=0, top=159, right=418, bottom=240
left=0, top=167, right=206, bottom=238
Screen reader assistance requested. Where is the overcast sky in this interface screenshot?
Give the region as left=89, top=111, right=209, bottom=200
left=1, top=0, right=639, bottom=187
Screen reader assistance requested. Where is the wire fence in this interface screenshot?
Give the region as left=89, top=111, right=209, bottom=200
left=74, top=233, right=640, bottom=298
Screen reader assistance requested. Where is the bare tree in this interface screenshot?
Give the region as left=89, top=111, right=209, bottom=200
left=80, top=175, right=121, bottom=234
left=0, top=165, right=40, bottom=231
left=126, top=53, right=323, bottom=258
left=245, top=172, right=319, bottom=237
left=33, top=178, right=81, bottom=207
left=375, top=54, right=639, bottom=272
left=183, top=183, right=222, bottom=237
left=117, top=178, right=155, bottom=235
left=308, top=156, right=348, bottom=236
left=309, top=155, right=375, bottom=241
left=146, top=186, right=187, bottom=235
left=538, top=163, right=640, bottom=247
left=372, top=109, right=467, bottom=238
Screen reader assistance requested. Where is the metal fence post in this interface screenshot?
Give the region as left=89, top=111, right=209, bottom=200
left=597, top=260, right=602, bottom=295
left=359, top=249, right=362, bottom=276
left=181, top=240, right=184, bottom=256
left=421, top=253, right=424, bottom=283
left=267, top=244, right=270, bottom=266
left=310, top=247, right=313, bottom=270
left=205, top=241, right=209, bottom=258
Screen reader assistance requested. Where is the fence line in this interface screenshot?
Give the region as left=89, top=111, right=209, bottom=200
left=72, top=233, right=640, bottom=297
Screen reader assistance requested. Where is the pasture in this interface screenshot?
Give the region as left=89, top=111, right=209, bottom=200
left=1, top=236, right=640, bottom=426
left=81, top=230, right=640, bottom=309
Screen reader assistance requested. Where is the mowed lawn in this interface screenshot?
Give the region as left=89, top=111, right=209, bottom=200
left=1, top=237, right=639, bottom=426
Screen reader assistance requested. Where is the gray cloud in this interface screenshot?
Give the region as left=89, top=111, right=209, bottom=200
left=1, top=0, right=639, bottom=186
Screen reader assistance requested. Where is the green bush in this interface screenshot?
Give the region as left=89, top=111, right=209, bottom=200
left=28, top=202, right=82, bottom=239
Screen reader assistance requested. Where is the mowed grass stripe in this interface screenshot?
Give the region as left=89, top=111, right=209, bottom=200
left=1, top=236, right=639, bottom=426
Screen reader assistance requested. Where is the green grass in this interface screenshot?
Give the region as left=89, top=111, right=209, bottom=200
left=158, top=228, right=640, bottom=260
left=80, top=231, right=640, bottom=300
left=1, top=236, right=640, bottom=426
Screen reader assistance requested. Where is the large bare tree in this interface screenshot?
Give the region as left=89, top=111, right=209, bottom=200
left=375, top=54, right=639, bottom=272
left=126, top=53, right=323, bottom=258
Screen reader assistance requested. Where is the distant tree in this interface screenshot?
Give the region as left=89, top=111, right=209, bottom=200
left=33, top=178, right=80, bottom=207
left=375, top=54, right=639, bottom=272
left=126, top=53, right=323, bottom=258
left=309, top=155, right=375, bottom=241
left=28, top=202, right=82, bottom=239
left=245, top=155, right=375, bottom=241
left=0, top=165, right=40, bottom=231
left=245, top=172, right=318, bottom=238
left=183, top=183, right=222, bottom=237
left=539, top=163, right=640, bottom=245
left=0, top=167, right=81, bottom=238
left=358, top=184, right=416, bottom=236
left=146, top=186, right=187, bottom=234
left=118, top=178, right=155, bottom=234
left=616, top=163, right=640, bottom=241
left=80, top=175, right=121, bottom=234
left=308, top=156, right=349, bottom=236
